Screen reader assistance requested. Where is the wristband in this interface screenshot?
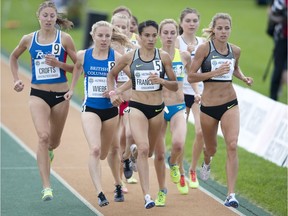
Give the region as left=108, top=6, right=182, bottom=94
left=109, top=90, right=116, bottom=96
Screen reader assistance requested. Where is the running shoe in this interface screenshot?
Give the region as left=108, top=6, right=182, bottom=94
left=41, top=187, right=53, bottom=201
left=48, top=150, right=54, bottom=163
left=167, top=156, right=180, bottom=183
left=224, top=193, right=239, bottom=208
left=155, top=190, right=167, bottom=207
left=123, top=158, right=133, bottom=179
left=130, top=144, right=138, bottom=172
left=144, top=194, right=155, bottom=209
left=114, top=184, right=124, bottom=202
left=200, top=162, right=211, bottom=181
left=177, top=175, right=189, bottom=195
left=126, top=174, right=138, bottom=184
left=98, top=192, right=109, bottom=207
left=121, top=181, right=128, bottom=193
left=189, top=170, right=199, bottom=188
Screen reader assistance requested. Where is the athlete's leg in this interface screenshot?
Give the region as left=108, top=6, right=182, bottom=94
left=81, top=112, right=103, bottom=194
left=29, top=96, right=52, bottom=189
left=220, top=106, right=240, bottom=195
left=128, top=108, right=150, bottom=196
left=190, top=103, right=205, bottom=171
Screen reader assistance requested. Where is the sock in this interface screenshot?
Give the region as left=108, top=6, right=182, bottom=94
left=160, top=188, right=167, bottom=194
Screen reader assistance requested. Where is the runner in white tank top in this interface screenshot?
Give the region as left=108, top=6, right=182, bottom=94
left=175, top=8, right=206, bottom=190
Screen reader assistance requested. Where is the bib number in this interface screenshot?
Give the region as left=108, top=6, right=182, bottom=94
left=87, top=76, right=107, bottom=98
left=52, top=43, right=61, bottom=56
left=35, top=58, right=60, bottom=80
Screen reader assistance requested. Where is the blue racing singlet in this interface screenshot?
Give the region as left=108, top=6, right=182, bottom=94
left=82, top=48, right=116, bottom=109
left=29, top=30, right=67, bottom=84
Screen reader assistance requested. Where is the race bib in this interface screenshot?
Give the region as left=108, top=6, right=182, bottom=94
left=117, top=71, right=129, bottom=82
left=34, top=58, right=60, bottom=80
left=108, top=61, right=115, bottom=71
left=87, top=76, right=107, bottom=98
left=52, top=43, right=61, bottom=56
left=211, top=59, right=235, bottom=81
left=165, top=64, right=184, bottom=79
left=174, top=64, right=184, bottom=77
left=134, top=70, right=160, bottom=91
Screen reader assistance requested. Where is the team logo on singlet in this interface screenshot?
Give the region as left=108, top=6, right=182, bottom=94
left=212, top=60, right=217, bottom=66
left=89, top=77, right=94, bottom=84
left=135, top=71, right=141, bottom=78
left=36, top=51, right=45, bottom=59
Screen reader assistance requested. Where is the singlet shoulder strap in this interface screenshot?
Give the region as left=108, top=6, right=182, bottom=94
left=173, top=48, right=181, bottom=61
left=107, top=47, right=114, bottom=59
left=28, top=31, right=38, bottom=51
left=32, top=31, right=38, bottom=42
left=227, top=43, right=233, bottom=53
left=132, top=48, right=139, bottom=61
left=55, top=30, right=61, bottom=43
left=209, top=40, right=215, bottom=53
left=227, top=43, right=234, bottom=58
left=85, top=47, right=93, bottom=56
left=180, top=36, right=187, bottom=45
left=155, top=48, right=160, bottom=59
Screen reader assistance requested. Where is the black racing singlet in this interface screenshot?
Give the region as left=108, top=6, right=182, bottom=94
left=130, top=48, right=165, bottom=91
left=201, top=41, right=235, bottom=82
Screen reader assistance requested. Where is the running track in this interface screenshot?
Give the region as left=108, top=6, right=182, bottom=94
left=1, top=56, right=243, bottom=216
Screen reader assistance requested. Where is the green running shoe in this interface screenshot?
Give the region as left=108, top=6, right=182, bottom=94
left=167, top=156, right=180, bottom=183
left=177, top=175, right=189, bottom=194
left=170, top=165, right=180, bottom=183
left=155, top=190, right=166, bottom=207
left=189, top=170, right=199, bottom=188
left=42, top=188, right=53, bottom=201
left=48, top=150, right=54, bottom=163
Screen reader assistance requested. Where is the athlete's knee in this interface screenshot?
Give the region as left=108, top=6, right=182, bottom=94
left=227, top=140, right=238, bottom=153
left=195, top=128, right=203, bottom=140
left=210, top=148, right=217, bottom=156
left=100, top=152, right=108, bottom=160
left=38, top=132, right=50, bottom=146
left=172, top=140, right=184, bottom=153
left=125, top=131, right=134, bottom=141
left=205, top=145, right=217, bottom=157
left=154, top=151, right=165, bottom=161
left=138, top=145, right=149, bottom=158
left=49, top=138, right=61, bottom=150
left=90, top=146, right=101, bottom=158
left=110, top=144, right=120, bottom=154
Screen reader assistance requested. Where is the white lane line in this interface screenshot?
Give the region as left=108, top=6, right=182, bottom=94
left=1, top=122, right=104, bottom=216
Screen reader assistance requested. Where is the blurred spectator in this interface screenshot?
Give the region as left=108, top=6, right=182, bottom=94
left=257, top=0, right=270, bottom=5
left=130, top=15, right=138, bottom=33
left=268, top=0, right=287, bottom=101
left=67, top=0, right=85, bottom=28
left=53, top=0, right=67, bottom=14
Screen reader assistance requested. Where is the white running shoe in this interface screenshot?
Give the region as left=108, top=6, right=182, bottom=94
left=126, top=174, right=138, bottom=184
left=144, top=194, right=155, bottom=209
left=224, top=193, right=239, bottom=208
left=130, top=144, right=138, bottom=172
left=200, top=162, right=210, bottom=181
